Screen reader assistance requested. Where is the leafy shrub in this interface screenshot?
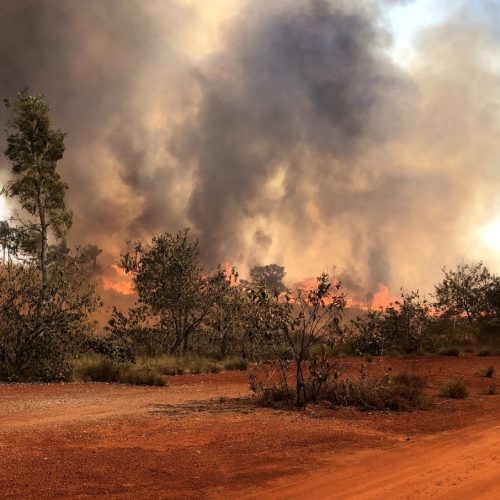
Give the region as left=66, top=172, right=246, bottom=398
left=348, top=292, right=438, bottom=356
left=0, top=256, right=100, bottom=382
left=439, top=379, right=468, bottom=399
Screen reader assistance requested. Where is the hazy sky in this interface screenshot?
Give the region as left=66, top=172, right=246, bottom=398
left=0, top=0, right=499, bottom=301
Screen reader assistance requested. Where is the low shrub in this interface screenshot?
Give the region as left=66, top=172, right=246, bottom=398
left=73, top=355, right=166, bottom=386
left=181, top=356, right=222, bottom=374
left=74, top=355, right=121, bottom=383
left=147, top=356, right=185, bottom=376
left=75, top=353, right=246, bottom=381
left=259, top=385, right=294, bottom=405
left=223, top=357, right=248, bottom=371
left=324, top=373, right=430, bottom=411
left=135, top=355, right=223, bottom=376
left=330, top=342, right=356, bottom=357
left=392, top=372, right=428, bottom=389
left=253, top=371, right=430, bottom=411
left=484, top=366, right=495, bottom=378
left=485, top=384, right=497, bottom=396
left=119, top=365, right=166, bottom=386
left=438, top=347, right=460, bottom=357
left=478, top=349, right=491, bottom=357
left=439, top=379, right=468, bottom=399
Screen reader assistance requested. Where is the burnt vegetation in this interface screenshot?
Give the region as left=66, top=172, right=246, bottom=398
left=0, top=91, right=498, bottom=412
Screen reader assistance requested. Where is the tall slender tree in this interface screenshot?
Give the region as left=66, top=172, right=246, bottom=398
left=3, top=89, right=72, bottom=291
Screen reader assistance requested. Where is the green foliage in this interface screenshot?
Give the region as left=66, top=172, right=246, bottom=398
left=73, top=354, right=167, bottom=386
left=3, top=90, right=72, bottom=288
left=439, top=379, right=469, bottom=399
left=248, top=273, right=345, bottom=406
left=0, top=250, right=101, bottom=381
left=249, top=264, right=287, bottom=294
left=118, top=229, right=236, bottom=355
left=349, top=291, right=437, bottom=355
left=105, top=305, right=166, bottom=357
left=434, top=262, right=499, bottom=324
left=203, top=278, right=254, bottom=358
left=74, top=355, right=121, bottom=382
left=142, top=355, right=223, bottom=375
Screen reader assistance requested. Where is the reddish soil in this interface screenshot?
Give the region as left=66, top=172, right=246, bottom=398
left=0, top=356, right=499, bottom=499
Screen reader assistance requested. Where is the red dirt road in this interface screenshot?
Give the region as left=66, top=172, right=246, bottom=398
left=1, top=357, right=499, bottom=499
left=248, top=419, right=500, bottom=499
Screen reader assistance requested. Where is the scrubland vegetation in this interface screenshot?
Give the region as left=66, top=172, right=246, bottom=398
left=0, top=91, right=498, bottom=414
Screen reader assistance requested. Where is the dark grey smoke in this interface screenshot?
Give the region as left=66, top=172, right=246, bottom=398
left=0, top=0, right=191, bottom=250
left=181, top=0, right=403, bottom=294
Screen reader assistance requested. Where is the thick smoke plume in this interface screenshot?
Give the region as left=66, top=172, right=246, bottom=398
left=1, top=0, right=499, bottom=302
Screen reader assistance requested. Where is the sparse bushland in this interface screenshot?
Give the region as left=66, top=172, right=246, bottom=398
left=439, top=379, right=469, bottom=399
left=2, top=93, right=500, bottom=385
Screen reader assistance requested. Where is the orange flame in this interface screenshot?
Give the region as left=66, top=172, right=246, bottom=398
left=102, top=264, right=135, bottom=295
left=347, top=284, right=398, bottom=310
left=295, top=277, right=397, bottom=311
left=370, top=285, right=398, bottom=309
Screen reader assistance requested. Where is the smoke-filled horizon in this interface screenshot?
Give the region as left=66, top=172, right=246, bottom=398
left=1, top=0, right=500, bottom=302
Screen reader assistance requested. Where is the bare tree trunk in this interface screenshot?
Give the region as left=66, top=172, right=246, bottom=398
left=182, top=330, right=189, bottom=355
left=39, top=196, right=48, bottom=294
left=170, top=326, right=182, bottom=355
left=296, top=359, right=304, bottom=407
